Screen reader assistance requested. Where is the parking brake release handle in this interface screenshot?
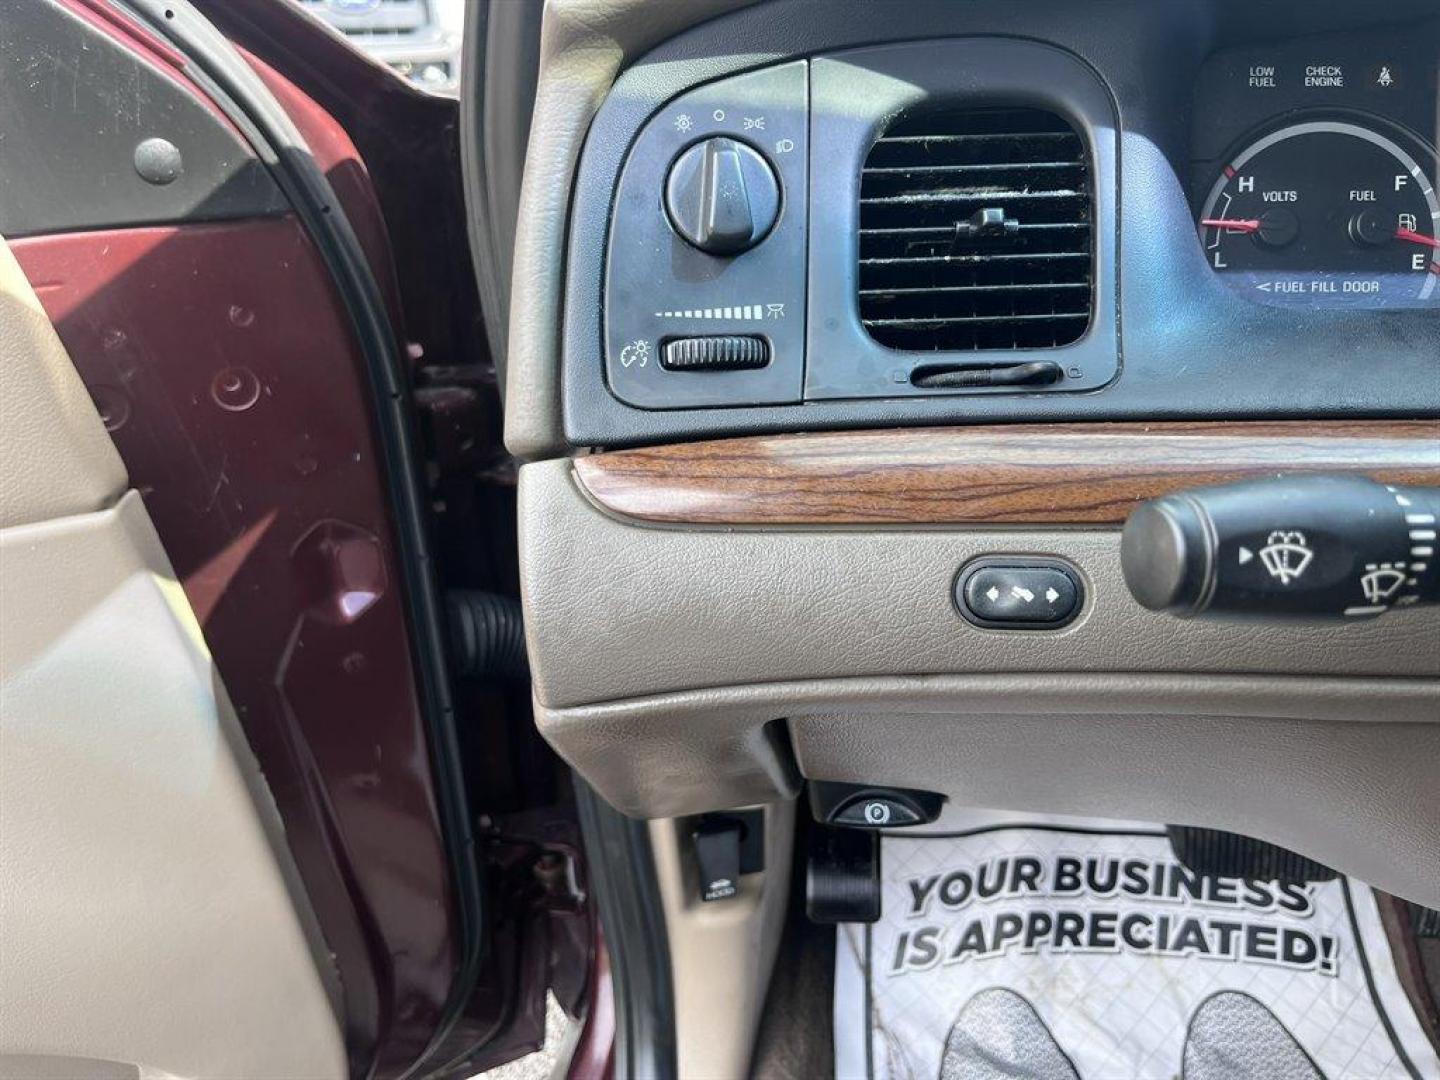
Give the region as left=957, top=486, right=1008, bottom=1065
left=1120, top=475, right=1440, bottom=620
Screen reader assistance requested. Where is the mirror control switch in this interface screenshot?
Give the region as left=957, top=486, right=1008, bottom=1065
left=954, top=557, right=1084, bottom=629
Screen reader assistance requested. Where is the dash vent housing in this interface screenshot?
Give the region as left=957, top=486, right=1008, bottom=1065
left=857, top=106, right=1094, bottom=352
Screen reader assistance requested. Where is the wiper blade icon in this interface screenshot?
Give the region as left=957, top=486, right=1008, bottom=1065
left=1258, top=531, right=1314, bottom=585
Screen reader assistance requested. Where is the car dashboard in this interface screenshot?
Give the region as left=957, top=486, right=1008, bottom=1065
left=506, top=0, right=1440, bottom=960
left=498, top=3, right=1440, bottom=1072
left=549, top=0, right=1437, bottom=446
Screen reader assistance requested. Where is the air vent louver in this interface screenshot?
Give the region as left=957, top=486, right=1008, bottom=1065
left=858, top=106, right=1093, bottom=352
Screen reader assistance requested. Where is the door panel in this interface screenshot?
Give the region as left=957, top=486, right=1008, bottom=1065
left=0, top=238, right=346, bottom=1080
left=3, top=3, right=589, bottom=1076
left=0, top=238, right=125, bottom=527
left=0, top=0, right=287, bottom=237
left=0, top=3, right=471, bottom=1074
left=10, top=218, right=459, bottom=1072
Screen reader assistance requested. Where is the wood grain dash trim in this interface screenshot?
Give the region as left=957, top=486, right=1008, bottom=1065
left=572, top=421, right=1440, bottom=526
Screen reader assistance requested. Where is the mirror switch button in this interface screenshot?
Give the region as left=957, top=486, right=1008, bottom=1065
left=956, top=559, right=1082, bottom=628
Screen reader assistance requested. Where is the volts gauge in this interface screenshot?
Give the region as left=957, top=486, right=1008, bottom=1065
left=1198, top=119, right=1440, bottom=306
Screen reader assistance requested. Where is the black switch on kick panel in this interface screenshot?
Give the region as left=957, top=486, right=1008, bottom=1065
left=692, top=818, right=743, bottom=902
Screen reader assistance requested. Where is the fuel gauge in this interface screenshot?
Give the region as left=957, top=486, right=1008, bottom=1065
left=1198, top=119, right=1439, bottom=306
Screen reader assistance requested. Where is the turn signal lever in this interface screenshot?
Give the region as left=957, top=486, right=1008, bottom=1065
left=1120, top=475, right=1440, bottom=620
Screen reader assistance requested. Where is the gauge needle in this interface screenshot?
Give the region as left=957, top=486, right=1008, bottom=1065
left=1201, top=218, right=1262, bottom=233
left=1395, top=227, right=1440, bottom=249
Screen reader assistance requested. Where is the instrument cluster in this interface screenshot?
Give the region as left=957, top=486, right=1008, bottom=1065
left=1192, top=24, right=1438, bottom=309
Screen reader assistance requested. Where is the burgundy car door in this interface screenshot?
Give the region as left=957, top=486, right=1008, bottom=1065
left=0, top=2, right=590, bottom=1076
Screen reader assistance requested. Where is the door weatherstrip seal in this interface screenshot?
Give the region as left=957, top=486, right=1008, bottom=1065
left=574, top=778, right=678, bottom=1080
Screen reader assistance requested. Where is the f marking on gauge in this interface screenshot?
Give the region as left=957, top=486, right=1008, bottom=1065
left=1198, top=119, right=1440, bottom=305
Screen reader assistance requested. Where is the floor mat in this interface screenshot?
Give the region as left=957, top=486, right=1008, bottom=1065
left=834, top=814, right=1440, bottom=1080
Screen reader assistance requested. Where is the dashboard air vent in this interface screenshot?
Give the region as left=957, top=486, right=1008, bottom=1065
left=858, top=106, right=1093, bottom=352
